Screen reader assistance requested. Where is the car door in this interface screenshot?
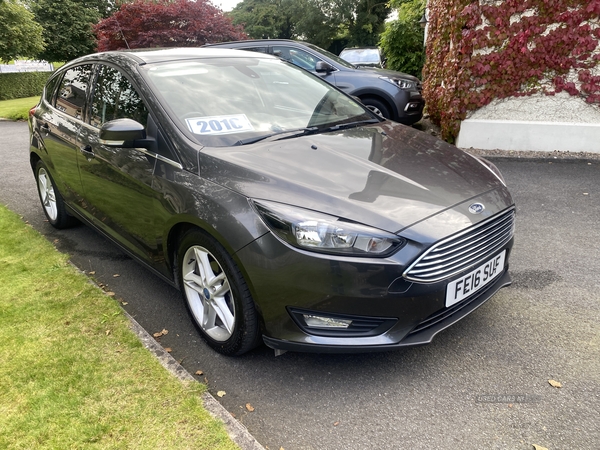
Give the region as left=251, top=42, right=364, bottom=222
left=77, top=63, right=163, bottom=265
left=36, top=64, right=93, bottom=207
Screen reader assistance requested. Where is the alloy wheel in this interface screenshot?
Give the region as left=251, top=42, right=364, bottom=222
left=181, top=245, right=235, bottom=342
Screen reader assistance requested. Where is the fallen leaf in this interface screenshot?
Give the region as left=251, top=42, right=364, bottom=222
left=246, top=403, right=255, bottom=412
left=164, top=347, right=172, bottom=353
left=53, top=239, right=59, bottom=244
left=230, top=412, right=236, bottom=418
left=583, top=193, right=589, bottom=196
left=89, top=271, right=96, bottom=275
left=106, top=292, right=115, bottom=297
left=105, top=330, right=111, bottom=335
left=121, top=301, right=128, bottom=306
left=113, top=273, right=120, bottom=277
left=217, top=391, right=226, bottom=397
left=532, top=445, right=548, bottom=450
left=204, top=377, right=208, bottom=384
left=153, top=329, right=168, bottom=338
left=195, top=370, right=204, bottom=376
left=333, top=421, right=339, bottom=426
left=548, top=379, right=562, bottom=388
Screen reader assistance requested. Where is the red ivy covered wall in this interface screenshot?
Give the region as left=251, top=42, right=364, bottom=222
left=423, top=0, right=600, bottom=142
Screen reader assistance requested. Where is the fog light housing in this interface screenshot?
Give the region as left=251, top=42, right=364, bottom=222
left=404, top=102, right=421, bottom=112
left=289, top=308, right=397, bottom=337
left=303, top=314, right=352, bottom=328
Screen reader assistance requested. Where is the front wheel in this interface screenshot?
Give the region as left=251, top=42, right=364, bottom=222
left=361, top=97, right=391, bottom=120
left=35, top=160, right=78, bottom=229
left=177, top=229, right=261, bottom=356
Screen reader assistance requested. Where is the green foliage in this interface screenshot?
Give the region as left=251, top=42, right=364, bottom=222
left=0, top=0, right=45, bottom=63
left=379, top=0, right=425, bottom=77
left=0, top=96, right=40, bottom=120
left=345, top=0, right=391, bottom=47
left=230, top=0, right=390, bottom=51
left=229, top=0, right=295, bottom=39
left=0, top=204, right=239, bottom=449
left=0, top=71, right=49, bottom=100
left=423, top=0, right=600, bottom=142
left=32, top=0, right=101, bottom=62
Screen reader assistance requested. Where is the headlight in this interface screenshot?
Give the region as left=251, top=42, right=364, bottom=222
left=252, top=200, right=405, bottom=257
left=380, top=76, right=416, bottom=90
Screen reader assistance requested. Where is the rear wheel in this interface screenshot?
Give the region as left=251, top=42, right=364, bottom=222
left=177, top=229, right=261, bottom=355
left=34, top=160, right=78, bottom=229
left=361, top=97, right=391, bottom=120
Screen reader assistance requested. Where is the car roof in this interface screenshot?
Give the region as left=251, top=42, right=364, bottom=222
left=70, top=47, right=273, bottom=67
left=204, top=39, right=307, bottom=48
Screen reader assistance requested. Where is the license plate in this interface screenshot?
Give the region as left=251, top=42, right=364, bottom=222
left=445, top=251, right=506, bottom=307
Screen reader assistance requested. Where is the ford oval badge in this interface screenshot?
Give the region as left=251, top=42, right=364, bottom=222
left=469, top=203, right=485, bottom=214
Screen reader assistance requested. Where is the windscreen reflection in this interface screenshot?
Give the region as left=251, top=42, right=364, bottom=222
left=144, top=57, right=371, bottom=147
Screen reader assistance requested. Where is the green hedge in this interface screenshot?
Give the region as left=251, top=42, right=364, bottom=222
left=0, top=72, right=51, bottom=101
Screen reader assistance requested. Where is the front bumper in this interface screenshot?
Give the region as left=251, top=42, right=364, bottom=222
left=263, top=270, right=511, bottom=353
left=234, top=226, right=514, bottom=353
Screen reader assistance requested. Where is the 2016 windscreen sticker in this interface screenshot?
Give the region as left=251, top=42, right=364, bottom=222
left=186, top=114, right=254, bottom=135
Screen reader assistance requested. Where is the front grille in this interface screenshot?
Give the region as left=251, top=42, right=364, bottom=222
left=403, top=208, right=515, bottom=283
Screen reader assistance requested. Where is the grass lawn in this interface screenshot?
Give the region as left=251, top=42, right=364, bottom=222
left=0, top=96, right=39, bottom=121
left=0, top=204, right=239, bottom=450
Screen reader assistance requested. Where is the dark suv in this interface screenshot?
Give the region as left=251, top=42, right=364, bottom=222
left=204, top=39, right=424, bottom=125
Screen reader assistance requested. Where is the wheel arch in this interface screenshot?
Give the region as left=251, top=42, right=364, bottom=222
left=164, top=216, right=265, bottom=296
left=166, top=218, right=267, bottom=335
left=353, top=89, right=398, bottom=120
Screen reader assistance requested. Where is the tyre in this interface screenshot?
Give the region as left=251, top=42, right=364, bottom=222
left=34, top=160, right=78, bottom=229
left=176, top=229, right=261, bottom=355
left=361, top=97, right=391, bottom=120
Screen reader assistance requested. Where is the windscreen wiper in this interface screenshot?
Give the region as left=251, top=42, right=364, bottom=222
left=320, top=118, right=380, bottom=132
left=234, top=127, right=319, bottom=146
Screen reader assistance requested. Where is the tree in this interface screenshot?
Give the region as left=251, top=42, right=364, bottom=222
left=0, top=0, right=44, bottom=63
left=229, top=0, right=295, bottom=39
left=344, top=0, right=391, bottom=47
left=95, top=0, right=246, bottom=51
left=32, top=0, right=102, bottom=62
left=379, top=0, right=425, bottom=77
left=228, top=0, right=390, bottom=51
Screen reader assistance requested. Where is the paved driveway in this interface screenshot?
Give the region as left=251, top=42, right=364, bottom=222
left=2, top=121, right=599, bottom=450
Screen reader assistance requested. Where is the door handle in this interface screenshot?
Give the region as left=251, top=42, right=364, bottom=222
left=80, top=145, right=95, bottom=158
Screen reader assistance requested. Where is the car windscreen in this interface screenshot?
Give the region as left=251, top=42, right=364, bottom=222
left=143, top=57, right=373, bottom=147
left=340, top=49, right=381, bottom=65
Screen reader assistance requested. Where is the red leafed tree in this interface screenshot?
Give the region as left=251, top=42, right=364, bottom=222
left=94, top=0, right=246, bottom=51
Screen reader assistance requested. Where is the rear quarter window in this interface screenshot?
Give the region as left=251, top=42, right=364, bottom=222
left=55, top=65, right=94, bottom=120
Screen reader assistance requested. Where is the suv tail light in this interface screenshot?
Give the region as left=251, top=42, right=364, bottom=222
left=29, top=105, right=38, bottom=119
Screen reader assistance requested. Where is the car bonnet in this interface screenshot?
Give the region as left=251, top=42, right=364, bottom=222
left=199, top=122, right=512, bottom=238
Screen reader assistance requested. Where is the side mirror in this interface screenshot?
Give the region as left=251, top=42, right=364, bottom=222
left=99, top=118, right=151, bottom=148
left=315, top=61, right=334, bottom=73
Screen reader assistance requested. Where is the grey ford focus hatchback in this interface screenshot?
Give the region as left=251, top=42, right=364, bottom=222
left=29, top=48, right=515, bottom=356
